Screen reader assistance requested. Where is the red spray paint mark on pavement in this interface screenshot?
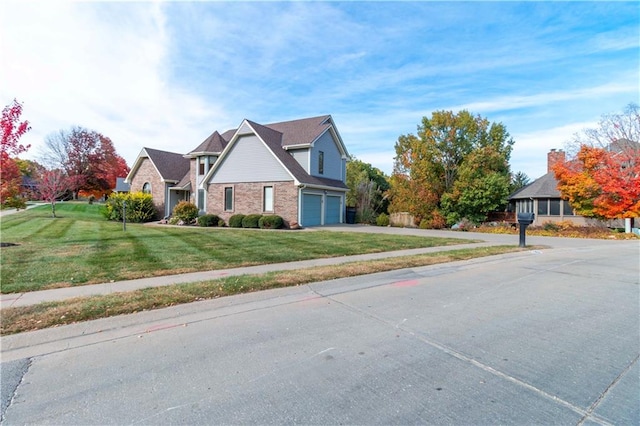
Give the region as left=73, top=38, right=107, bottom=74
left=391, top=280, right=419, bottom=288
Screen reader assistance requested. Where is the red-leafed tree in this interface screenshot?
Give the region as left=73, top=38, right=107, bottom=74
left=39, top=169, right=69, bottom=218
left=553, top=103, right=640, bottom=219
left=1, top=99, right=31, bottom=207
left=41, top=127, right=129, bottom=199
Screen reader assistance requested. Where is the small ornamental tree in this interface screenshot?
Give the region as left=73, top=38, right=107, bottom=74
left=39, top=170, right=69, bottom=218
left=1, top=99, right=31, bottom=207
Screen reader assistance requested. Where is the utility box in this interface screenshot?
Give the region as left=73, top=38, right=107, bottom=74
left=517, top=213, right=535, bottom=247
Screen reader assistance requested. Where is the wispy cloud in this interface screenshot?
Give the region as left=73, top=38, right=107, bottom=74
left=0, top=1, right=637, bottom=179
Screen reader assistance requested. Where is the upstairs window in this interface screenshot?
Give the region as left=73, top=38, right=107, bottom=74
left=199, top=158, right=205, bottom=175
left=318, top=151, right=324, bottom=174
left=142, top=182, right=151, bottom=194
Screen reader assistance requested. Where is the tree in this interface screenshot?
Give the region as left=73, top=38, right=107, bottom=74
left=510, top=171, right=530, bottom=193
left=38, top=169, right=69, bottom=218
left=1, top=99, right=31, bottom=207
left=40, top=127, right=129, bottom=199
left=388, top=110, right=514, bottom=226
left=346, top=157, right=390, bottom=223
left=553, top=103, right=640, bottom=219
left=441, top=146, right=511, bottom=224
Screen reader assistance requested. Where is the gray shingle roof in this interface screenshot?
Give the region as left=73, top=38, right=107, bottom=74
left=144, top=147, right=190, bottom=182
left=188, top=131, right=227, bottom=155
left=247, top=119, right=347, bottom=189
left=509, top=172, right=561, bottom=199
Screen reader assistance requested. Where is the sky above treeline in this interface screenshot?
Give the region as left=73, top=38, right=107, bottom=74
left=1, top=1, right=638, bottom=180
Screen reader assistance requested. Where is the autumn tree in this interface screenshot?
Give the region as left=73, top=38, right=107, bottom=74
left=39, top=169, right=70, bottom=218
left=1, top=99, right=31, bottom=208
left=553, top=103, right=640, bottom=219
left=40, top=127, right=129, bottom=199
left=388, top=110, right=514, bottom=227
left=346, top=157, right=390, bottom=223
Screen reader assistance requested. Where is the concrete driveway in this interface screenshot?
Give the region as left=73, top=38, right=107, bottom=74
left=1, top=228, right=638, bottom=424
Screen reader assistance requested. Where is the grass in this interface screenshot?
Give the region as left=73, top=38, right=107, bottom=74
left=0, top=203, right=474, bottom=293
left=0, top=245, right=527, bottom=335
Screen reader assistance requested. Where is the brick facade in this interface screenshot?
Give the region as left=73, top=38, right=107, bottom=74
left=206, top=181, right=298, bottom=227
left=129, top=158, right=165, bottom=218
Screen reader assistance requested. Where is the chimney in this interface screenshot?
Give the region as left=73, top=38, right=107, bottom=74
left=547, top=149, right=565, bottom=173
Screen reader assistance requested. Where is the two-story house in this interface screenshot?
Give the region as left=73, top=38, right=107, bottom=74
left=125, top=115, right=349, bottom=227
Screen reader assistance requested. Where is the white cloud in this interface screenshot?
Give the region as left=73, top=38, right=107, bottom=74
left=0, top=1, right=227, bottom=166
left=510, top=121, right=597, bottom=179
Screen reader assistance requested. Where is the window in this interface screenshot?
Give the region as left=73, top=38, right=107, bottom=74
left=199, top=158, right=205, bottom=175
left=318, top=151, right=324, bottom=174
left=537, top=199, right=548, bottom=215
left=224, top=187, right=233, bottom=211
left=142, top=182, right=151, bottom=194
left=562, top=200, right=574, bottom=216
left=197, top=189, right=205, bottom=211
left=263, top=186, right=274, bottom=212
left=549, top=199, right=561, bottom=215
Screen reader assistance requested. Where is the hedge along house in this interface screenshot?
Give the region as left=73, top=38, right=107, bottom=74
left=126, top=115, right=349, bottom=226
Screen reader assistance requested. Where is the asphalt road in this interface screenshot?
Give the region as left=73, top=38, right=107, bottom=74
left=1, top=237, right=638, bottom=425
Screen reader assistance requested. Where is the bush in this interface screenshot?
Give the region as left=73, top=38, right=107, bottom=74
left=242, top=214, right=262, bottom=228
left=376, top=213, right=390, bottom=227
left=229, top=214, right=245, bottom=228
left=197, top=214, right=222, bottom=227
left=172, top=201, right=199, bottom=224
left=103, top=192, right=156, bottom=223
left=259, top=215, right=283, bottom=229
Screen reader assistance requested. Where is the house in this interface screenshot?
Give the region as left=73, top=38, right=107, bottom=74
left=509, top=149, right=584, bottom=226
left=125, top=115, right=349, bottom=227
left=113, top=177, right=130, bottom=193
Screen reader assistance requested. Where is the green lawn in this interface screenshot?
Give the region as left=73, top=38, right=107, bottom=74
left=0, top=203, right=472, bottom=293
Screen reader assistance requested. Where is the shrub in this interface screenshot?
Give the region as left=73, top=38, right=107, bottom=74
left=259, top=215, right=283, bottom=229
left=242, top=214, right=262, bottom=228
left=376, top=213, right=390, bottom=227
left=172, top=201, right=199, bottom=224
left=197, top=214, right=222, bottom=227
left=103, top=192, right=156, bottom=223
left=229, top=214, right=245, bottom=228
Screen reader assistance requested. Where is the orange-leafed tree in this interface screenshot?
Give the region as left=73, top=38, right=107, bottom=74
left=553, top=103, right=640, bottom=219
left=1, top=99, right=31, bottom=207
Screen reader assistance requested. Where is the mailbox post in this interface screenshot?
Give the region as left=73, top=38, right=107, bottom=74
left=517, top=212, right=535, bottom=247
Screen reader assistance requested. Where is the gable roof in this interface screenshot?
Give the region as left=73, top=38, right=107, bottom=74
left=125, top=147, right=190, bottom=184
left=202, top=118, right=347, bottom=191
left=186, top=131, right=228, bottom=157
left=509, top=172, right=561, bottom=199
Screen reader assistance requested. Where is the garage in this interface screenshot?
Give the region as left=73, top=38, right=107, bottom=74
left=301, top=193, right=322, bottom=226
left=325, top=195, right=341, bottom=224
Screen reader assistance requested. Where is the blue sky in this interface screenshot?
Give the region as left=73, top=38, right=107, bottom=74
left=1, top=1, right=638, bottom=180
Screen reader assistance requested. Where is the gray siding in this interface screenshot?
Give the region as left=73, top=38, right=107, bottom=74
left=289, top=148, right=309, bottom=173
left=310, top=130, right=344, bottom=181
left=210, top=135, right=292, bottom=183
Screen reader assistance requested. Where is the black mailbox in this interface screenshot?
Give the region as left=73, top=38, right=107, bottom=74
left=517, top=212, right=535, bottom=225
left=517, top=213, right=535, bottom=247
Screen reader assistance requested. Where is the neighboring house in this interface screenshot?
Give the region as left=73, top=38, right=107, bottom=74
left=125, top=115, right=349, bottom=227
left=509, top=149, right=584, bottom=226
left=113, top=177, right=130, bottom=193
left=509, top=148, right=633, bottom=227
